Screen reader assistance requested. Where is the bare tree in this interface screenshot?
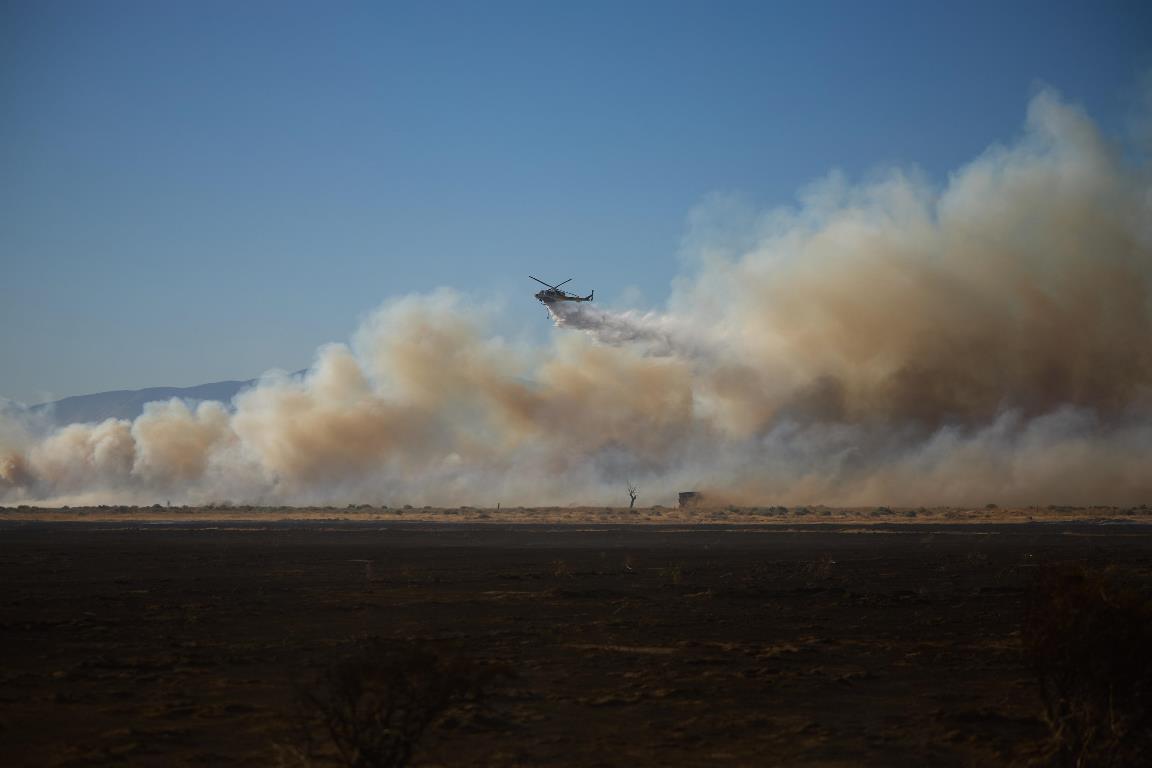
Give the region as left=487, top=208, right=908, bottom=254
left=627, top=482, right=638, bottom=510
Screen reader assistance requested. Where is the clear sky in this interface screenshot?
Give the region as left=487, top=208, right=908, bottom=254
left=2, top=0, right=1149, bottom=404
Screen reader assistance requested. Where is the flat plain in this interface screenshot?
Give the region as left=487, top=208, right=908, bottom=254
left=2, top=508, right=1150, bottom=766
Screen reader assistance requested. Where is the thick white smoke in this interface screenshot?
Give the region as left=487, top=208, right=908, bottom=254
left=545, top=302, right=706, bottom=358
left=3, top=90, right=1151, bottom=507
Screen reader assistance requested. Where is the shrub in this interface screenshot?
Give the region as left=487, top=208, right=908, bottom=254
left=660, top=563, right=683, bottom=586
left=291, top=638, right=504, bottom=767
left=1023, top=566, right=1152, bottom=767
left=805, top=552, right=836, bottom=581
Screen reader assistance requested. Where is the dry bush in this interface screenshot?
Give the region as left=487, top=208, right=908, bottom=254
left=787, top=552, right=836, bottom=583
left=1023, top=565, right=1152, bottom=767
left=659, top=563, right=683, bottom=586
left=289, top=638, right=506, bottom=768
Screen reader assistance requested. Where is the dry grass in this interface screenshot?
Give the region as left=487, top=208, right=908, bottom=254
left=1023, top=566, right=1152, bottom=767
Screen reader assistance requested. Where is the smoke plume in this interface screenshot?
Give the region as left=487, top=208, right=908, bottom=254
left=3, top=90, right=1151, bottom=506
left=545, top=301, right=705, bottom=358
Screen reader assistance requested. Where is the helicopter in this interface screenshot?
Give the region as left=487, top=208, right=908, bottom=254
left=529, top=275, right=594, bottom=304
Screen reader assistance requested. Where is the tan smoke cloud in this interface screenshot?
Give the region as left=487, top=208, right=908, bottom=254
left=27, top=419, right=135, bottom=493
left=683, top=91, right=1152, bottom=433
left=132, top=400, right=233, bottom=484
left=2, top=89, right=1150, bottom=506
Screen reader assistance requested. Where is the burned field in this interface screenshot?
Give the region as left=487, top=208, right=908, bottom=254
left=2, top=519, right=1150, bottom=766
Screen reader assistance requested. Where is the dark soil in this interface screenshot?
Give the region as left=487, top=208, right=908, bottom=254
left=2, top=520, right=1150, bottom=766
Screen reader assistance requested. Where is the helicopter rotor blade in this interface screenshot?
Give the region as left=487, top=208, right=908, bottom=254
left=529, top=275, right=559, bottom=289
left=555, top=278, right=573, bottom=289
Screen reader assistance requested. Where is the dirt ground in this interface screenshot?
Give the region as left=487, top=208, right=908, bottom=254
left=2, top=512, right=1150, bottom=766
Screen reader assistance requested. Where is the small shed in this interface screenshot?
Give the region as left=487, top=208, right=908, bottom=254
left=678, top=491, right=703, bottom=509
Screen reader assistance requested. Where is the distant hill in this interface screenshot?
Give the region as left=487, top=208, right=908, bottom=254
left=29, top=378, right=258, bottom=426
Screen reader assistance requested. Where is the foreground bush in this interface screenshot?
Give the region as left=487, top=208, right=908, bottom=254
left=1023, top=566, right=1152, bottom=767
left=288, top=638, right=504, bottom=768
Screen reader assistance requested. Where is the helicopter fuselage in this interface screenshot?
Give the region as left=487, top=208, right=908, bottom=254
left=534, top=288, right=593, bottom=304
left=530, top=276, right=593, bottom=304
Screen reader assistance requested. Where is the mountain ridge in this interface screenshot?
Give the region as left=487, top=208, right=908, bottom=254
left=29, top=379, right=258, bottom=425
left=27, top=371, right=308, bottom=426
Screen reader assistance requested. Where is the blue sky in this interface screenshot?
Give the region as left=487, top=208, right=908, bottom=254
left=2, top=0, right=1149, bottom=403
